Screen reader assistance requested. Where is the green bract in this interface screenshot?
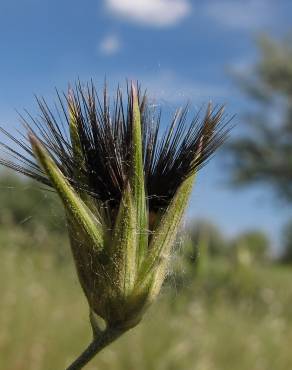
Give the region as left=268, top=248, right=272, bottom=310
left=0, top=81, right=230, bottom=369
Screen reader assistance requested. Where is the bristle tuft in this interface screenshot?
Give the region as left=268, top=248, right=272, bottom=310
left=0, top=81, right=231, bottom=212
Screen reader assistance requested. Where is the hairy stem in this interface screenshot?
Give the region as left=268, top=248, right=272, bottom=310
left=65, top=328, right=124, bottom=370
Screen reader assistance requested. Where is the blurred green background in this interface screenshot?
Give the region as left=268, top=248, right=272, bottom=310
left=1, top=171, right=292, bottom=370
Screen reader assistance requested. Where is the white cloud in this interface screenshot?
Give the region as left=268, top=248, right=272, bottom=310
left=106, top=0, right=191, bottom=27
left=203, top=0, right=273, bottom=30
left=99, top=34, right=121, bottom=56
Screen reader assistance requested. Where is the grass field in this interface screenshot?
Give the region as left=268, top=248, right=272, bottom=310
left=1, top=227, right=292, bottom=370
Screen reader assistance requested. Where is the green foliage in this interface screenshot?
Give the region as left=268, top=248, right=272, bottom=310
left=231, top=230, right=270, bottom=263
left=170, top=221, right=273, bottom=292
left=0, top=172, right=286, bottom=369
left=0, top=172, right=68, bottom=262
left=1, top=235, right=292, bottom=370
left=280, top=219, right=292, bottom=263
left=186, top=219, right=227, bottom=257
left=168, top=220, right=227, bottom=289
left=0, top=171, right=65, bottom=233
left=227, top=34, right=292, bottom=201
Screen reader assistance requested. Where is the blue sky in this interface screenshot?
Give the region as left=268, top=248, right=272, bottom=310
left=0, top=0, right=292, bottom=250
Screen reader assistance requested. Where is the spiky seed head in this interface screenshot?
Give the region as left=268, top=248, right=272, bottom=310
left=0, top=81, right=231, bottom=331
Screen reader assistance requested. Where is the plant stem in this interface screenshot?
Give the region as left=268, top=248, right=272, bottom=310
left=66, top=328, right=124, bottom=370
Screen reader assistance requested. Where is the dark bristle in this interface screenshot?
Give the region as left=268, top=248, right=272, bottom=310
left=0, top=81, right=231, bottom=213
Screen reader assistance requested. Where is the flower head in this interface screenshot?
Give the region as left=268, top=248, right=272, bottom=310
left=0, top=80, right=231, bottom=366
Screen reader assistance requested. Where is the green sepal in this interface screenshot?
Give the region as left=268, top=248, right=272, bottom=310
left=68, top=92, right=84, bottom=169
left=29, top=134, right=104, bottom=250
left=138, top=174, right=196, bottom=302
left=130, top=83, right=148, bottom=267
left=110, top=181, right=137, bottom=297
left=68, top=92, right=93, bottom=207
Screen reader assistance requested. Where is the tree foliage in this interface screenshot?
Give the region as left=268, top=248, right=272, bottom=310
left=281, top=219, right=292, bottom=263
left=231, top=230, right=270, bottom=263
left=227, top=34, right=292, bottom=201
left=186, top=219, right=227, bottom=257
left=0, top=172, right=65, bottom=233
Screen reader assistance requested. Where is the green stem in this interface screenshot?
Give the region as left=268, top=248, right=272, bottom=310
left=65, top=328, right=124, bottom=370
